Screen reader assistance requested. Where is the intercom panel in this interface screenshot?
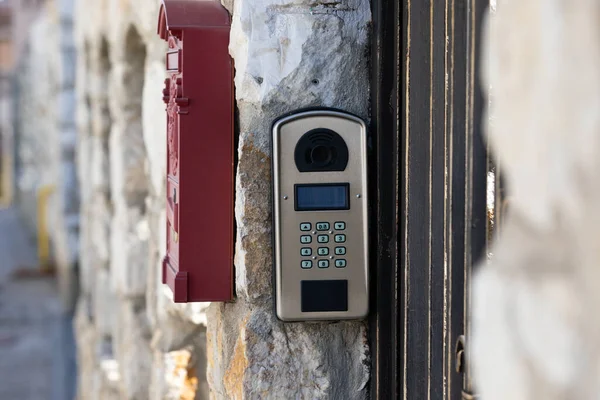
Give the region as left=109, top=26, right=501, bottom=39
left=272, top=109, right=369, bottom=321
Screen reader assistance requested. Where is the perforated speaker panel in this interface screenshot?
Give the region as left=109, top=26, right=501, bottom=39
left=294, top=128, right=349, bottom=172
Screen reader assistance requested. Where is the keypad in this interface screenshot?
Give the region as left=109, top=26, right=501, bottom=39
left=301, top=247, right=312, bottom=256
left=300, top=223, right=312, bottom=231
left=316, top=222, right=330, bottom=231
left=334, top=234, right=346, bottom=243
left=317, top=247, right=329, bottom=256
left=317, top=235, right=329, bottom=243
left=299, top=221, right=348, bottom=271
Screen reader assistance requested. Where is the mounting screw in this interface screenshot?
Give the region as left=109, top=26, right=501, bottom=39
left=283, top=195, right=288, bottom=200
left=356, top=194, right=361, bottom=198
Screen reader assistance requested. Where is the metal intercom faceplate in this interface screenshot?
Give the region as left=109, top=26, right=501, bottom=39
left=273, top=110, right=369, bottom=321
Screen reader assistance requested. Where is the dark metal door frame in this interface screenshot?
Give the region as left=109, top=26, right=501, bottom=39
left=369, top=1, right=489, bottom=398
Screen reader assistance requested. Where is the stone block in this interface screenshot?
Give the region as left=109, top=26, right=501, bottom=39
left=110, top=206, right=149, bottom=298
left=94, top=267, right=117, bottom=339
left=109, top=120, right=150, bottom=211
left=89, top=134, right=111, bottom=195
left=113, top=298, right=153, bottom=400
left=150, top=348, right=208, bottom=400
left=207, top=305, right=369, bottom=399
left=89, top=194, right=112, bottom=266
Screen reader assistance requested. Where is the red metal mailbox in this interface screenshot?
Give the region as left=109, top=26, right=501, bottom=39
left=158, top=0, right=234, bottom=302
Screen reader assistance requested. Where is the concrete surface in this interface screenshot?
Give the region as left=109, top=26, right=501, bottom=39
left=0, top=206, right=76, bottom=400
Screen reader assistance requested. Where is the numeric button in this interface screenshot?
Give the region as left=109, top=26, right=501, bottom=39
left=335, top=259, right=347, bottom=268
left=316, top=222, right=330, bottom=231
left=318, top=260, right=330, bottom=268
left=301, top=235, right=312, bottom=244
left=317, top=235, right=329, bottom=243
left=334, top=234, right=346, bottom=243
left=301, top=247, right=312, bottom=256
left=317, top=247, right=329, bottom=256
left=335, top=247, right=346, bottom=255
left=301, top=260, right=313, bottom=269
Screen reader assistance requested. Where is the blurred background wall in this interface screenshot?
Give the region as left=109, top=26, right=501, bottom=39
left=73, top=0, right=211, bottom=398
left=3, top=0, right=211, bottom=398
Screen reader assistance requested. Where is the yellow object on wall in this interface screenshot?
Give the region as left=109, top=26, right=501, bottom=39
left=0, top=152, right=12, bottom=207
left=37, top=185, right=55, bottom=272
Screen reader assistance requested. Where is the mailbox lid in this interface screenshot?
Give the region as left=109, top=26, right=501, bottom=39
left=158, top=0, right=231, bottom=40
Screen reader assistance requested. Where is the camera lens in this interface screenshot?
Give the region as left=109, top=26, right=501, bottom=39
left=310, top=145, right=332, bottom=165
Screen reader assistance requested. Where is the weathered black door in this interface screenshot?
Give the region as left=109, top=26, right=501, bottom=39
left=370, top=0, right=490, bottom=398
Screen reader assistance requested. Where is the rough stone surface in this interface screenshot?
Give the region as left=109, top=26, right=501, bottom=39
left=207, top=1, right=372, bottom=398
left=208, top=305, right=370, bottom=399
left=71, top=0, right=210, bottom=398
left=472, top=1, right=600, bottom=399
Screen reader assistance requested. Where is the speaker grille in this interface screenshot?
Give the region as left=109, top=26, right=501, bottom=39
left=307, top=131, right=334, bottom=146
left=294, top=128, right=349, bottom=172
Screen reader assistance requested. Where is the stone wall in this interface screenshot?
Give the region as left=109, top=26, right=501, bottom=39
left=473, top=0, right=600, bottom=399
left=73, top=0, right=373, bottom=398
left=206, top=1, right=371, bottom=398
left=14, top=0, right=374, bottom=398
left=73, top=0, right=211, bottom=398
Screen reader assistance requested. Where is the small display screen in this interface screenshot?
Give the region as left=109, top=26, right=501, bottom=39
left=295, top=184, right=350, bottom=211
